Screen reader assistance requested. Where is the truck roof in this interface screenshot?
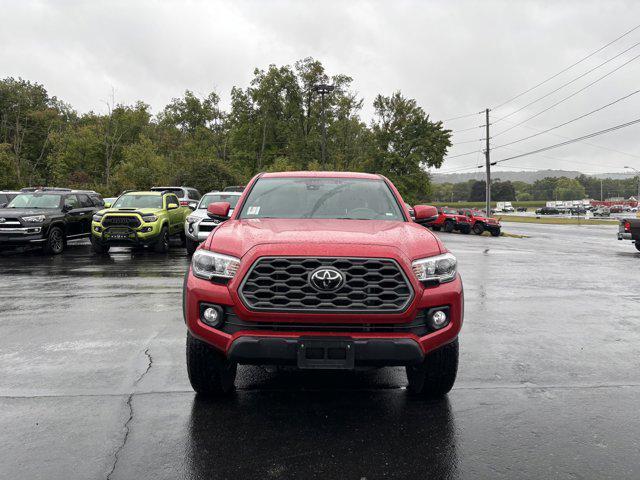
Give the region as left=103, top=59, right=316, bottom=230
left=260, top=171, right=382, bottom=180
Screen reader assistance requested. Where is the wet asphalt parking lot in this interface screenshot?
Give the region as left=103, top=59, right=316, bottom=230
left=1, top=222, right=639, bottom=479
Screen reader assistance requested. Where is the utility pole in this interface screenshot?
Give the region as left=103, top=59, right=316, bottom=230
left=484, top=108, right=491, bottom=215
left=313, top=84, right=335, bottom=170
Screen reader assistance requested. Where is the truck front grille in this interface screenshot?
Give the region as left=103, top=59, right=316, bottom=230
left=239, top=257, right=414, bottom=313
left=102, top=215, right=141, bottom=228
left=0, top=218, right=22, bottom=229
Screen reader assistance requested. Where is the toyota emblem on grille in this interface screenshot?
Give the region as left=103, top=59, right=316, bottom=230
left=309, top=267, right=345, bottom=291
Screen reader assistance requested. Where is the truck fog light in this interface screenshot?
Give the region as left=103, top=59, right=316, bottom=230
left=200, top=304, right=224, bottom=328
left=427, top=307, right=450, bottom=330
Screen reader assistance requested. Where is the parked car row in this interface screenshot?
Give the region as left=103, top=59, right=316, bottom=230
left=0, top=185, right=247, bottom=255
left=424, top=207, right=501, bottom=237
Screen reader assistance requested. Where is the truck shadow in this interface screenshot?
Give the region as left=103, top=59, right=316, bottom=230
left=185, top=379, right=459, bottom=479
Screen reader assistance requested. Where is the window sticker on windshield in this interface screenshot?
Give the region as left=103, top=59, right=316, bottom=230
left=247, top=206, right=260, bottom=215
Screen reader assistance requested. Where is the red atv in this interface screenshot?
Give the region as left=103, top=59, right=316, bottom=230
left=428, top=207, right=471, bottom=234
left=458, top=209, right=501, bottom=236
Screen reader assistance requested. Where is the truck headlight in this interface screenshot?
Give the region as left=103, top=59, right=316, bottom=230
left=141, top=214, right=158, bottom=223
left=21, top=215, right=46, bottom=223
left=192, top=250, right=240, bottom=280
left=92, top=214, right=104, bottom=222
left=186, top=215, right=199, bottom=224
left=411, top=253, right=457, bottom=284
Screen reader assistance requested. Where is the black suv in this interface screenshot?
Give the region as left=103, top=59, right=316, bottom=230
left=0, top=189, right=102, bottom=254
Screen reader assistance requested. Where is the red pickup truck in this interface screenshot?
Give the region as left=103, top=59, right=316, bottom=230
left=458, top=208, right=501, bottom=236
left=427, top=207, right=471, bottom=234
left=618, top=216, right=640, bottom=251
left=183, top=171, right=463, bottom=397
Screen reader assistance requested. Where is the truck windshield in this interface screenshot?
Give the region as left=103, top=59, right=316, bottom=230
left=7, top=194, right=62, bottom=209
left=199, top=194, right=240, bottom=209
left=112, top=194, right=163, bottom=209
left=239, top=177, right=404, bottom=220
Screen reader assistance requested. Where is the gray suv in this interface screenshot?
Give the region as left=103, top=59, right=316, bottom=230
left=150, top=186, right=201, bottom=209
left=184, top=191, right=242, bottom=254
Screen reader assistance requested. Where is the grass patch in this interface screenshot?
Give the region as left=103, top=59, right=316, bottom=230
left=497, top=215, right=617, bottom=225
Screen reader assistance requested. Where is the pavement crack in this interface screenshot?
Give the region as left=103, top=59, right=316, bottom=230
left=106, top=393, right=134, bottom=480
left=134, top=348, right=153, bottom=386
left=105, top=347, right=153, bottom=480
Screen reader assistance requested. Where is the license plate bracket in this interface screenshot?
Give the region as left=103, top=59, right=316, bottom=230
left=297, top=337, right=355, bottom=370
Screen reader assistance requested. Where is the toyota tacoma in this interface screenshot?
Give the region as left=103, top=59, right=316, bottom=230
left=183, top=172, right=463, bottom=397
left=91, top=190, right=191, bottom=253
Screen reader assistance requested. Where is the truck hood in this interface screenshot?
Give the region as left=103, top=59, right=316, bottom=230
left=98, top=207, right=160, bottom=215
left=206, top=218, right=443, bottom=259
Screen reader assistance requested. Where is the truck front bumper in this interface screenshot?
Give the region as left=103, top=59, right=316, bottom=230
left=91, top=226, right=160, bottom=247
left=228, top=336, right=424, bottom=367
left=185, top=267, right=464, bottom=366
left=0, top=229, right=46, bottom=247
left=618, top=232, right=633, bottom=240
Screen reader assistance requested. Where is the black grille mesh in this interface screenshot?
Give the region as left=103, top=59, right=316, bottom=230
left=103, top=215, right=141, bottom=228
left=239, top=257, right=413, bottom=313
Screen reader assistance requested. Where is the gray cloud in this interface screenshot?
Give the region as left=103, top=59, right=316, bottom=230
left=2, top=0, right=639, bottom=174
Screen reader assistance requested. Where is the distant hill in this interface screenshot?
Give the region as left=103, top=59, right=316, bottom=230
left=431, top=169, right=633, bottom=184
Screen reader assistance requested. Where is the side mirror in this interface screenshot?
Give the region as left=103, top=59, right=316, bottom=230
left=62, top=204, right=72, bottom=213
left=413, top=205, right=439, bottom=224
left=167, top=203, right=179, bottom=210
left=104, top=202, right=112, bottom=208
left=207, top=202, right=231, bottom=220
left=0, top=203, right=6, bottom=209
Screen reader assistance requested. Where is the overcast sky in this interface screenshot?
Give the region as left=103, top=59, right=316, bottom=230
left=2, top=0, right=640, bottom=176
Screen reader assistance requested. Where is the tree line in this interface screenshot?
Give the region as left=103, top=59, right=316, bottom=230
left=0, top=58, right=452, bottom=204
left=432, top=174, right=640, bottom=203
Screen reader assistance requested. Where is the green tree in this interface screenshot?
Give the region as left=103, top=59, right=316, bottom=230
left=370, top=92, right=451, bottom=203
left=553, top=177, right=586, bottom=200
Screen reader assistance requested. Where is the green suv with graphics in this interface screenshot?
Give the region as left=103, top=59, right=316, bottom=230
left=90, top=190, right=191, bottom=253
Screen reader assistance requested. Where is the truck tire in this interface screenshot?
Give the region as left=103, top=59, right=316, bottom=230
left=443, top=221, right=455, bottom=233
left=90, top=236, right=110, bottom=254
left=460, top=225, right=471, bottom=234
left=153, top=226, right=170, bottom=253
left=406, top=338, right=458, bottom=397
left=43, top=226, right=65, bottom=255
left=179, top=231, right=187, bottom=247
left=186, top=237, right=198, bottom=255
left=635, top=241, right=640, bottom=252
left=186, top=333, right=237, bottom=396
left=473, top=223, right=485, bottom=235
left=490, top=228, right=501, bottom=237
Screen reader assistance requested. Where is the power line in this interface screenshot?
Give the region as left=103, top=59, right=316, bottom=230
left=492, top=22, right=640, bottom=110
left=493, top=41, right=640, bottom=124
left=492, top=89, right=640, bottom=150
left=444, top=149, right=483, bottom=159
left=451, top=138, right=485, bottom=145
left=451, top=124, right=485, bottom=133
left=492, top=51, right=640, bottom=138
left=499, top=120, right=640, bottom=159
left=442, top=110, right=483, bottom=122
left=493, top=117, right=640, bottom=165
